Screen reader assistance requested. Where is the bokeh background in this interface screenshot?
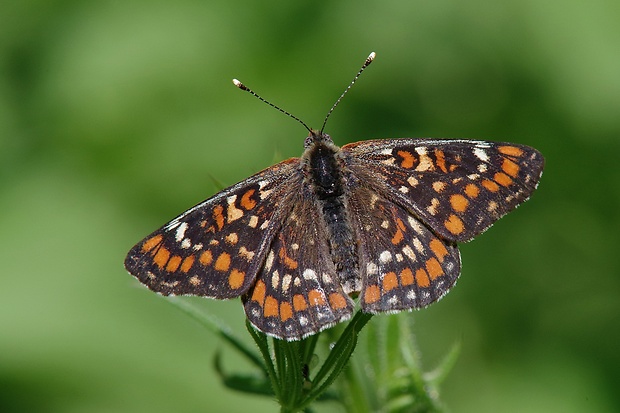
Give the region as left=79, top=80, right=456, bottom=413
left=2, top=1, right=619, bottom=412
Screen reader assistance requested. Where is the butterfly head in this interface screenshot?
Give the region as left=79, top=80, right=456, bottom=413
left=304, top=129, right=335, bottom=149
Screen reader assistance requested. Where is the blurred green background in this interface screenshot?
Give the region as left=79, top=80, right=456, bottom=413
left=1, top=0, right=619, bottom=412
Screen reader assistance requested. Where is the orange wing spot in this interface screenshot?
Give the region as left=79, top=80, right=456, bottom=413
left=180, top=255, right=195, bottom=273
left=391, top=218, right=406, bottom=245
left=429, top=239, right=449, bottom=262
left=153, top=247, right=170, bottom=269
left=166, top=255, right=182, bottom=272
left=214, top=252, right=231, bottom=272
left=279, top=248, right=298, bottom=270
left=382, top=272, right=399, bottom=291
left=329, top=293, right=348, bottom=310
left=502, top=158, right=520, bottom=177
left=240, top=189, right=257, bottom=210
left=252, top=280, right=266, bottom=305
left=397, top=150, right=416, bottom=169
left=435, top=149, right=448, bottom=173
left=213, top=205, right=225, bottom=230
left=426, top=257, right=443, bottom=280
left=391, top=227, right=404, bottom=245
left=415, top=268, right=430, bottom=287
left=308, top=289, right=326, bottom=306
left=450, top=194, right=469, bottom=212
left=482, top=179, right=500, bottom=192
left=280, top=302, right=293, bottom=321
left=293, top=294, right=308, bottom=311
left=444, top=214, right=464, bottom=235
left=465, top=183, right=480, bottom=198
left=400, top=268, right=414, bottom=286
left=228, top=269, right=245, bottom=289
left=364, top=285, right=380, bottom=304
left=494, top=172, right=513, bottom=187
left=264, top=296, right=279, bottom=317
left=142, top=235, right=163, bottom=253
left=498, top=145, right=524, bottom=157
left=199, top=250, right=213, bottom=266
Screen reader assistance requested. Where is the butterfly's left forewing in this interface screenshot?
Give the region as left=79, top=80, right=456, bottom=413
left=124, top=159, right=299, bottom=298
left=343, top=139, right=544, bottom=242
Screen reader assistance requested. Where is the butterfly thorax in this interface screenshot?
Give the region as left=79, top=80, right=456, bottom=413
left=301, top=131, right=361, bottom=294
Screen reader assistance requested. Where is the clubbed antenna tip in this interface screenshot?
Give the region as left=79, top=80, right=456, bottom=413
left=320, top=51, right=376, bottom=134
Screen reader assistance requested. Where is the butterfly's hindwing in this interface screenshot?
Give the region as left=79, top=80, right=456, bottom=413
left=124, top=159, right=300, bottom=298
left=243, top=185, right=354, bottom=340
left=343, top=139, right=544, bottom=242
left=346, top=185, right=461, bottom=312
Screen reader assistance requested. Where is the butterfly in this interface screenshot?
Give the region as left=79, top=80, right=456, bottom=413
left=124, top=52, right=544, bottom=340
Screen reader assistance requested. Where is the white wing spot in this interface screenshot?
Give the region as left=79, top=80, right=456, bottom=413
left=432, top=181, right=446, bottom=192
left=282, top=274, right=292, bottom=292
left=175, top=222, right=188, bottom=242
left=271, top=270, right=280, bottom=290
left=367, top=262, right=378, bottom=275
left=477, top=163, right=488, bottom=173
left=380, top=250, right=392, bottom=263
left=399, top=186, right=409, bottom=193
left=239, top=246, right=255, bottom=261
left=248, top=215, right=259, bottom=228
left=260, top=188, right=273, bottom=199
left=322, top=273, right=333, bottom=284
left=303, top=269, right=317, bottom=281
left=181, top=238, right=191, bottom=249
left=402, top=245, right=417, bottom=261
left=225, top=233, right=239, bottom=245
left=406, top=290, right=416, bottom=300
left=426, top=198, right=440, bottom=216
left=260, top=219, right=270, bottom=230
left=473, top=147, right=489, bottom=162
left=416, top=154, right=433, bottom=172
left=192, top=243, right=203, bottom=251
left=408, top=176, right=419, bottom=187
left=412, top=238, right=424, bottom=254
left=407, top=216, right=425, bottom=234
left=381, top=220, right=390, bottom=229
left=265, top=250, right=275, bottom=271
left=226, top=195, right=244, bottom=222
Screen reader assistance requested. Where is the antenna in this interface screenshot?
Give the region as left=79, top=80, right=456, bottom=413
left=320, top=51, right=376, bottom=134
left=232, top=51, right=376, bottom=134
left=232, top=79, right=311, bottom=133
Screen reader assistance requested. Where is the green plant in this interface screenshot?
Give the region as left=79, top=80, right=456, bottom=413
left=168, top=297, right=458, bottom=412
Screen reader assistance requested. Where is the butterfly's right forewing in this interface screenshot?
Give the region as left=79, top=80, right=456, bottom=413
left=124, top=159, right=300, bottom=299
